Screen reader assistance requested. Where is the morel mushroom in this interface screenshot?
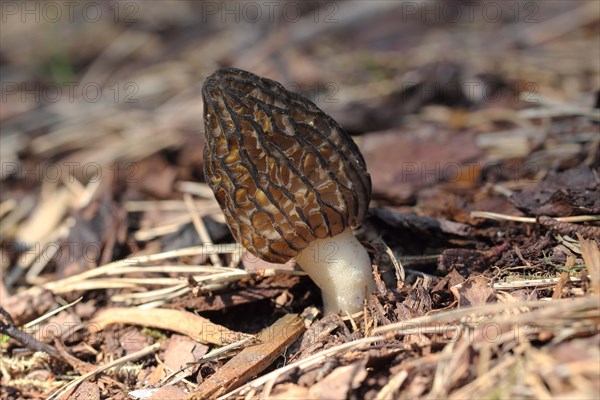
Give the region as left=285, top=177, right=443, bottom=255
left=202, top=67, right=376, bottom=314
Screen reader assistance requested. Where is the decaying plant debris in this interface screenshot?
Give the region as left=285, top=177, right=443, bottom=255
left=1, top=1, right=599, bottom=399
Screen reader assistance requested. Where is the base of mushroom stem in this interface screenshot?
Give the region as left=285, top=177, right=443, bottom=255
left=295, top=228, right=377, bottom=315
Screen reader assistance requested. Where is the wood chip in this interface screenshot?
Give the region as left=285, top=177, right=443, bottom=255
left=306, top=359, right=368, bottom=400
left=579, top=235, right=600, bottom=294
left=188, top=313, right=305, bottom=399
left=90, top=308, right=248, bottom=346
left=268, top=383, right=309, bottom=399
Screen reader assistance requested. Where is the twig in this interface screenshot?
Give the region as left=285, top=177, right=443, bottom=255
left=0, top=307, right=62, bottom=360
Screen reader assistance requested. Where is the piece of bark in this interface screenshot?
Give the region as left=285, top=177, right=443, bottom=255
left=438, top=245, right=507, bottom=275
left=371, top=208, right=472, bottom=238
left=90, top=308, right=248, bottom=346
left=188, top=313, right=305, bottom=399
left=510, top=165, right=600, bottom=216
left=538, top=216, right=600, bottom=239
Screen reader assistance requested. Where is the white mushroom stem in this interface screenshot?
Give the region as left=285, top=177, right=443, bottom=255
left=295, top=228, right=377, bottom=315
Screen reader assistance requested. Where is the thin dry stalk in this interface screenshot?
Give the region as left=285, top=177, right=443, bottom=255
left=470, top=211, right=600, bottom=223
left=42, top=243, right=242, bottom=292
left=184, top=193, right=222, bottom=267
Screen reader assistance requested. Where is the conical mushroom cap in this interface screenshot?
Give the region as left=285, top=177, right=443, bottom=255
left=202, top=68, right=371, bottom=263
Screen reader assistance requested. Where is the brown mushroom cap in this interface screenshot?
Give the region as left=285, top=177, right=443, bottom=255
left=202, top=67, right=371, bottom=263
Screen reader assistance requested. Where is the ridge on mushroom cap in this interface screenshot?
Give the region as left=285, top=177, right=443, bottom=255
left=202, top=67, right=371, bottom=263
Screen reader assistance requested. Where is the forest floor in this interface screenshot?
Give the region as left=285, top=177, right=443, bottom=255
left=1, top=1, right=599, bottom=399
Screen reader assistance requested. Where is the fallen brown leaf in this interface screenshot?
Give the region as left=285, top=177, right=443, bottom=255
left=90, top=308, right=248, bottom=346
left=454, top=276, right=496, bottom=307
left=164, top=334, right=208, bottom=373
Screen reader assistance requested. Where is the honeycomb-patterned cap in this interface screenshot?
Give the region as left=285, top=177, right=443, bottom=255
left=202, top=67, right=371, bottom=263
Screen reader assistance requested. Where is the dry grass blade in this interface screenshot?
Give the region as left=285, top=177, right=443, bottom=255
left=42, top=244, right=242, bottom=292
left=90, top=308, right=249, bottom=346
left=176, top=181, right=216, bottom=198
left=24, top=297, right=82, bottom=329
left=375, top=370, right=408, bottom=400
left=0, top=199, right=16, bottom=219
left=134, top=215, right=193, bottom=241
left=373, top=296, right=598, bottom=336
left=0, top=195, right=36, bottom=238
left=6, top=219, right=71, bottom=288
left=448, top=356, right=517, bottom=400
left=46, top=343, right=161, bottom=400
left=470, top=211, right=600, bottom=223
left=125, top=200, right=221, bottom=212
left=14, top=187, right=72, bottom=247
left=184, top=193, right=223, bottom=267
left=109, top=286, right=193, bottom=305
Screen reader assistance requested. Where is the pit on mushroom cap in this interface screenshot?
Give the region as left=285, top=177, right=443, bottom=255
left=202, top=67, right=376, bottom=315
